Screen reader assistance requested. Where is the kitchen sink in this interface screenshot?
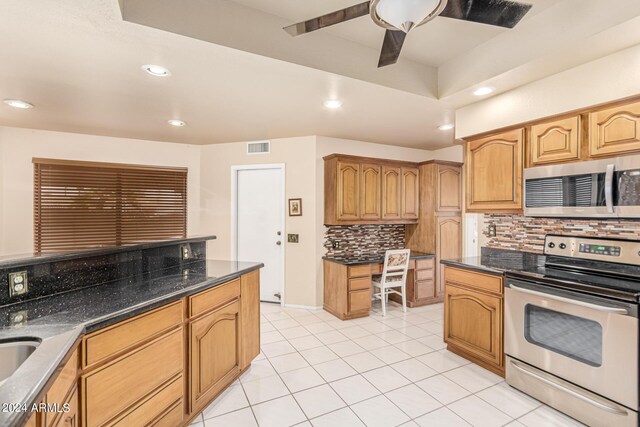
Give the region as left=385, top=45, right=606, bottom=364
left=0, top=340, right=40, bottom=387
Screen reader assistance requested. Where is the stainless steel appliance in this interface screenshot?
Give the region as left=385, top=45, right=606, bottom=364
left=505, top=235, right=640, bottom=427
left=524, top=154, right=640, bottom=217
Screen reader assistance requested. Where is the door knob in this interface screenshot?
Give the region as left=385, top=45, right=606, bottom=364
left=276, top=241, right=282, bottom=246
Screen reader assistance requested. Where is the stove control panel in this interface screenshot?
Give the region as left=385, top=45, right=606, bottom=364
left=579, top=243, right=621, bottom=257
left=545, top=235, right=640, bottom=265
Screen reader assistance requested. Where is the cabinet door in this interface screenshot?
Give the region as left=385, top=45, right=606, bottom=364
left=436, top=217, right=461, bottom=298
left=589, top=100, right=640, bottom=158
left=444, top=284, right=502, bottom=367
left=189, top=300, right=241, bottom=414
left=466, top=128, right=524, bottom=212
left=51, top=388, right=77, bottom=427
left=360, top=163, right=381, bottom=220
left=381, top=166, right=401, bottom=220
left=337, top=161, right=360, bottom=220
left=436, top=164, right=462, bottom=212
left=530, top=116, right=581, bottom=166
left=401, top=167, right=419, bottom=220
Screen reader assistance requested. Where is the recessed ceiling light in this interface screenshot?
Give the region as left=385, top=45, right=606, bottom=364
left=473, top=86, right=495, bottom=96
left=323, top=99, right=343, bottom=109
left=3, top=99, right=34, bottom=109
left=168, top=119, right=186, bottom=127
left=438, top=124, right=454, bottom=131
left=142, top=64, right=171, bottom=77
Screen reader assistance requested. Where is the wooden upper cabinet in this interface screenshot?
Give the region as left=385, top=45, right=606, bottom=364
left=360, top=163, right=381, bottom=220
left=401, top=167, right=419, bottom=219
left=530, top=116, right=581, bottom=166
left=382, top=166, right=402, bottom=220
left=437, top=164, right=462, bottom=212
left=589, top=100, right=640, bottom=158
left=324, top=155, right=419, bottom=225
left=466, top=128, right=524, bottom=213
left=336, top=161, right=360, bottom=221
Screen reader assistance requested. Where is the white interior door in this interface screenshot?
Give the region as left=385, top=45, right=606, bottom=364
left=236, top=167, right=284, bottom=303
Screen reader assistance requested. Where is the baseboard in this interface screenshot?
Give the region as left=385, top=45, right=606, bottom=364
left=284, top=303, right=323, bottom=310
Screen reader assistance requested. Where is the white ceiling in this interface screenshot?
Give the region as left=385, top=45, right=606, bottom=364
left=1, top=0, right=640, bottom=149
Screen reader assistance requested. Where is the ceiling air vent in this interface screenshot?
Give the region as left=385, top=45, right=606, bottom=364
left=247, top=141, right=270, bottom=155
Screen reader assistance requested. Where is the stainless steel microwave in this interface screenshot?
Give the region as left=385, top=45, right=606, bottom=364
left=524, top=155, right=640, bottom=218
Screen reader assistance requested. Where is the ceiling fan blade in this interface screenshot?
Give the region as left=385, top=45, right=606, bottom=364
left=440, top=0, right=532, bottom=28
left=283, top=2, right=370, bottom=36
left=378, top=30, right=407, bottom=68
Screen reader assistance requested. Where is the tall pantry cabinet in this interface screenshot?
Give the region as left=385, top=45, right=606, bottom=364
left=405, top=161, right=463, bottom=304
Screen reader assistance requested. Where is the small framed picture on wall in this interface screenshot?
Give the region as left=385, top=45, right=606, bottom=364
left=288, top=198, right=302, bottom=216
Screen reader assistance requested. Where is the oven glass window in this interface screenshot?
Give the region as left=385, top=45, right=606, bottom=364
left=524, top=305, right=602, bottom=367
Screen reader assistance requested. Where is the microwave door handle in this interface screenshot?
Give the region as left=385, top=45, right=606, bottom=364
left=605, top=163, right=615, bottom=213
left=509, top=284, right=628, bottom=314
left=509, top=360, right=630, bottom=416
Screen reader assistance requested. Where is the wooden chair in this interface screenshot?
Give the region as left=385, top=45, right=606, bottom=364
left=371, top=249, right=410, bottom=316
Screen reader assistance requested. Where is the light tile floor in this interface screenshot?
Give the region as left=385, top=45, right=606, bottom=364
left=189, top=301, right=586, bottom=427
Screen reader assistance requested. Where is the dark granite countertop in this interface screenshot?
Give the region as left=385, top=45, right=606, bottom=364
left=0, top=259, right=262, bottom=427
left=0, top=235, right=216, bottom=269
left=323, top=251, right=435, bottom=266
left=440, top=247, right=546, bottom=275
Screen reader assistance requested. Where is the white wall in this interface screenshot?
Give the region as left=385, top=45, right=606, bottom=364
left=455, top=44, right=640, bottom=138
left=0, top=126, right=202, bottom=255
left=0, top=126, right=464, bottom=307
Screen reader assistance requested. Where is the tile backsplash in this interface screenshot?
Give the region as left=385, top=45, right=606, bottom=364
left=484, top=214, right=640, bottom=253
left=324, top=224, right=405, bottom=258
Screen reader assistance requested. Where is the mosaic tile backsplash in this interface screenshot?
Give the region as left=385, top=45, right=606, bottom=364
left=484, top=214, right=640, bottom=253
left=324, top=224, right=405, bottom=258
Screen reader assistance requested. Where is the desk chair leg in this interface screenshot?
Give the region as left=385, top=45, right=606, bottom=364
left=381, top=287, right=386, bottom=317
left=401, top=284, right=407, bottom=313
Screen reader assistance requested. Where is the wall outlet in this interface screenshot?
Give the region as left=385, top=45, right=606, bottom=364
left=8, top=271, right=28, bottom=297
left=9, top=310, right=28, bottom=326
left=487, top=224, right=497, bottom=237
left=180, top=244, right=191, bottom=260
left=287, top=234, right=299, bottom=243
left=331, top=240, right=340, bottom=249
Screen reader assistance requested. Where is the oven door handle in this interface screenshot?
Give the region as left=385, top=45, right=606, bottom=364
left=509, top=284, right=628, bottom=315
left=509, top=359, right=629, bottom=416
left=605, top=163, right=615, bottom=213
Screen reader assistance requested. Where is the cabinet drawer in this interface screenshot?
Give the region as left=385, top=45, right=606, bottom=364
left=348, top=265, right=372, bottom=278
left=46, top=346, right=79, bottom=426
left=371, top=264, right=383, bottom=275
left=416, top=269, right=434, bottom=281
left=415, top=258, right=434, bottom=270
left=349, top=277, right=371, bottom=291
left=444, top=267, right=503, bottom=295
left=111, top=375, right=183, bottom=427
left=189, top=279, right=241, bottom=317
left=348, top=290, right=371, bottom=313
left=83, top=328, right=183, bottom=427
left=84, top=300, right=183, bottom=368
left=153, top=400, right=184, bottom=427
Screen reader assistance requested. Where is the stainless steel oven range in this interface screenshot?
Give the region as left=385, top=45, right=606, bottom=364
left=505, top=235, right=640, bottom=427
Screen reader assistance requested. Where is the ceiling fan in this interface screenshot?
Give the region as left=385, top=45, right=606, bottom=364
left=284, top=0, right=532, bottom=67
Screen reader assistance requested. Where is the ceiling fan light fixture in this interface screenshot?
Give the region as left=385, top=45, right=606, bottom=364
left=371, top=0, right=448, bottom=32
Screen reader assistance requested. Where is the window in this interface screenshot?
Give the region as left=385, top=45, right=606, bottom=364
left=33, top=158, right=187, bottom=253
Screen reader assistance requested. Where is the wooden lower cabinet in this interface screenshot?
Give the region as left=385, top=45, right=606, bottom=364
left=51, top=388, right=78, bottom=427
left=323, top=260, right=372, bottom=320
left=189, top=300, right=241, bottom=414
left=443, top=266, right=504, bottom=376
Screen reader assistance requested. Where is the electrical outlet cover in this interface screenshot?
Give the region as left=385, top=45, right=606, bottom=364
left=8, top=271, right=28, bottom=297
